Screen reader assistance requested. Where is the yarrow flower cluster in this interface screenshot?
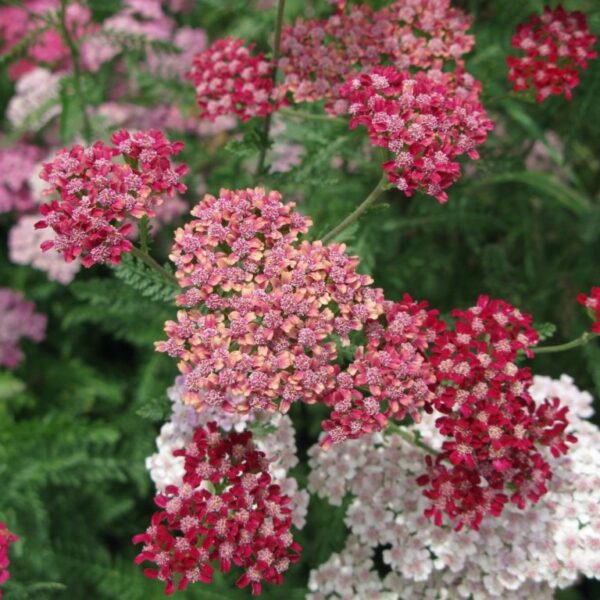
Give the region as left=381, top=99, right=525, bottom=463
left=0, top=288, right=47, bottom=369
left=307, top=375, right=597, bottom=600
left=507, top=5, right=598, bottom=102
left=0, top=143, right=42, bottom=214
left=577, top=287, right=600, bottom=333
left=0, top=523, right=18, bottom=597
left=187, top=38, right=284, bottom=122
left=35, top=129, right=188, bottom=267
left=134, top=422, right=302, bottom=595
left=321, top=295, right=444, bottom=447
left=279, top=0, right=474, bottom=112
left=156, top=187, right=384, bottom=417
left=341, top=67, right=493, bottom=202
left=146, top=377, right=309, bottom=529
left=421, top=296, right=575, bottom=530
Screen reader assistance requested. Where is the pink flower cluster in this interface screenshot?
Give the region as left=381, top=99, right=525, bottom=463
left=187, top=38, right=283, bottom=122
left=0, top=523, right=18, bottom=597
left=419, top=296, right=575, bottom=530
left=0, top=288, right=47, bottom=369
left=341, top=67, right=493, bottom=202
left=577, top=287, right=600, bottom=333
left=507, top=5, right=597, bottom=102
left=279, top=0, right=474, bottom=112
left=0, top=0, right=92, bottom=80
left=133, top=422, right=301, bottom=596
left=0, top=143, right=42, bottom=214
left=157, top=188, right=384, bottom=417
left=35, top=130, right=188, bottom=267
left=321, top=295, right=444, bottom=447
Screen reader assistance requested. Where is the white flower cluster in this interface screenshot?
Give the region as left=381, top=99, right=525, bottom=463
left=6, top=68, right=61, bottom=130
left=307, top=374, right=600, bottom=600
left=146, top=377, right=309, bottom=529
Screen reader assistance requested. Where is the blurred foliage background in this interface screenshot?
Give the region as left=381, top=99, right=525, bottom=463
left=1, top=0, right=599, bottom=598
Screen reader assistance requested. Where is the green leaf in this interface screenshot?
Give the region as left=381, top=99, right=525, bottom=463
left=534, top=322, right=557, bottom=342
left=113, top=254, right=178, bottom=304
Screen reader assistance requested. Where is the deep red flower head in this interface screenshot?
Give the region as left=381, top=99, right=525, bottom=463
left=35, top=130, right=188, bottom=268
left=187, top=37, right=284, bottom=122
left=577, top=287, right=600, bottom=333
left=156, top=187, right=385, bottom=417
left=419, top=296, right=576, bottom=530
left=321, top=294, right=445, bottom=447
left=0, top=522, right=18, bottom=590
left=340, top=66, right=493, bottom=203
left=133, top=423, right=301, bottom=596
left=507, top=5, right=597, bottom=102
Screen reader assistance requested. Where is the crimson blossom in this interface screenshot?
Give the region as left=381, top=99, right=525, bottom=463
left=187, top=38, right=284, bottom=122
left=133, top=422, right=301, bottom=596
left=340, top=67, right=493, bottom=202
left=321, top=295, right=444, bottom=447
left=577, top=287, right=600, bottom=333
left=279, top=0, right=474, bottom=113
left=0, top=522, right=18, bottom=597
left=419, top=296, right=576, bottom=530
left=507, top=5, right=597, bottom=102
left=156, top=187, right=385, bottom=417
left=35, top=130, right=188, bottom=267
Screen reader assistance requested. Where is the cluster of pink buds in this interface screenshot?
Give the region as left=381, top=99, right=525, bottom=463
left=0, top=522, right=18, bottom=596
left=418, top=296, right=576, bottom=530
left=341, top=67, right=493, bottom=202
left=507, top=5, right=598, bottom=102
left=577, top=287, right=600, bottom=333
left=187, top=38, right=284, bottom=122
left=279, top=0, right=474, bottom=113
left=133, top=422, right=301, bottom=595
left=156, top=187, right=385, bottom=416
left=35, top=130, right=188, bottom=267
left=321, top=295, right=444, bottom=447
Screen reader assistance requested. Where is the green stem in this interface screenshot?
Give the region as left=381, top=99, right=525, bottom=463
left=58, top=0, right=93, bottom=143
left=322, top=175, right=389, bottom=244
left=386, top=422, right=438, bottom=456
left=130, top=246, right=178, bottom=286
left=255, top=0, right=286, bottom=178
left=534, top=332, right=599, bottom=354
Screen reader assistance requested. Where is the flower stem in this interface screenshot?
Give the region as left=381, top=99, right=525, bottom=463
left=322, top=174, right=390, bottom=244
left=255, top=0, right=286, bottom=178
left=533, top=331, right=599, bottom=354
left=386, top=422, right=438, bottom=456
left=130, top=246, right=178, bottom=286
left=58, top=0, right=93, bottom=143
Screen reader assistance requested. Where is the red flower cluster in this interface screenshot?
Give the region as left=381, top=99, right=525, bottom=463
left=507, top=5, right=597, bottom=102
left=187, top=38, right=284, bottom=122
left=340, top=67, right=493, bottom=202
left=577, top=287, right=600, bottom=333
left=418, top=296, right=576, bottom=530
left=133, top=422, right=301, bottom=596
left=0, top=522, right=18, bottom=596
left=35, top=130, right=188, bottom=267
left=156, top=188, right=384, bottom=416
left=279, top=0, right=474, bottom=113
left=321, top=295, right=444, bottom=447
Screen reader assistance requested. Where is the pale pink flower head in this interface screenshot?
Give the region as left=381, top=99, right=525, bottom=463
left=340, top=66, right=493, bottom=203
left=507, top=5, right=597, bottom=102
left=0, top=143, right=42, bottom=214
left=133, top=422, right=301, bottom=595
left=35, top=130, right=188, bottom=268
left=0, top=288, right=47, bottom=369
left=187, top=38, right=284, bottom=122
left=156, top=187, right=385, bottom=417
